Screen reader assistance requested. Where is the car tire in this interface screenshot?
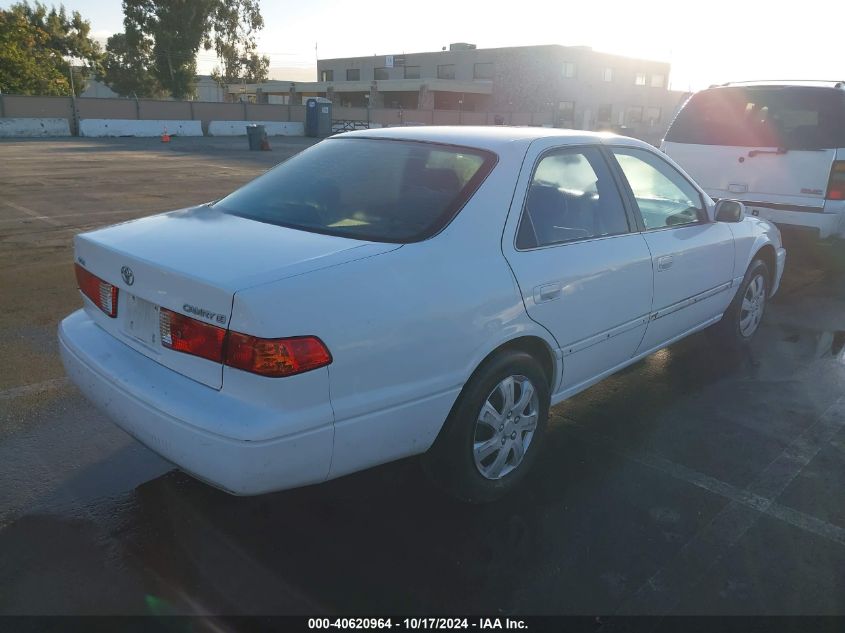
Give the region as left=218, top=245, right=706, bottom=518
left=712, top=258, right=770, bottom=346
left=422, top=350, right=550, bottom=503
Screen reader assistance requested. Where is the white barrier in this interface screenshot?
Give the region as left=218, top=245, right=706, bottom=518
left=79, top=119, right=202, bottom=137
left=208, top=120, right=305, bottom=136
left=0, top=117, right=71, bottom=137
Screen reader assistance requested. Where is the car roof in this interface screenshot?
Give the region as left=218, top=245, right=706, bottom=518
left=336, top=125, right=651, bottom=155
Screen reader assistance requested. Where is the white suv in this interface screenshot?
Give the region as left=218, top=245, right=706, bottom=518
left=662, top=81, right=845, bottom=240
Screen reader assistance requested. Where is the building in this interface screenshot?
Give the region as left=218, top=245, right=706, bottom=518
left=229, top=43, right=690, bottom=141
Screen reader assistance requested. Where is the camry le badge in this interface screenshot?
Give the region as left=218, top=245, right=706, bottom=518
left=121, top=266, right=135, bottom=286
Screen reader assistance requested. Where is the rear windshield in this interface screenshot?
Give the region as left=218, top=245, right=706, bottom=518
left=213, top=137, right=496, bottom=243
left=665, top=86, right=845, bottom=149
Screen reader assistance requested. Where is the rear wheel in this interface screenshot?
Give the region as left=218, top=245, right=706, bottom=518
left=422, top=350, right=550, bottom=503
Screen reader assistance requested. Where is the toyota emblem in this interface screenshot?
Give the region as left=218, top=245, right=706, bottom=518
left=121, top=266, right=135, bottom=286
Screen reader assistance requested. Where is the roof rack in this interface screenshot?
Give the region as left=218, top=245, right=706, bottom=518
left=716, top=79, right=845, bottom=88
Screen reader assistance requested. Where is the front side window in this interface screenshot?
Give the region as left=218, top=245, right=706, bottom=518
left=346, top=68, right=360, bottom=81
left=516, top=147, right=630, bottom=249
left=214, top=139, right=496, bottom=243
left=437, top=64, right=456, bottom=79
left=612, top=147, right=704, bottom=230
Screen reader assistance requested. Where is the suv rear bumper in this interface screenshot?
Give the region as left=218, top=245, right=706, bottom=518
left=749, top=206, right=844, bottom=239
left=59, top=309, right=334, bottom=495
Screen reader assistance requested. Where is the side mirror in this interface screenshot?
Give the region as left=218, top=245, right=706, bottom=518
left=715, top=199, right=745, bottom=223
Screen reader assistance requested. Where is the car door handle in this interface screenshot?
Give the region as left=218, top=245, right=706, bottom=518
left=534, top=283, right=561, bottom=303
left=657, top=255, right=674, bottom=271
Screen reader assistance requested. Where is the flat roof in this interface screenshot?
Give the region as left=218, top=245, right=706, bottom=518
left=318, top=43, right=671, bottom=67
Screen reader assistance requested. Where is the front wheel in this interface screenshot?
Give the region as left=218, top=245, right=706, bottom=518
left=713, top=258, right=770, bottom=345
left=422, top=350, right=550, bottom=503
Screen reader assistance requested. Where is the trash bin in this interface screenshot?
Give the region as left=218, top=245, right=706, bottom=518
left=246, top=124, right=266, bottom=150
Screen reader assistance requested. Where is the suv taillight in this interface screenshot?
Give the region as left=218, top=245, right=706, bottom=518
left=159, top=308, right=332, bottom=377
left=75, top=264, right=118, bottom=317
left=826, top=161, right=845, bottom=200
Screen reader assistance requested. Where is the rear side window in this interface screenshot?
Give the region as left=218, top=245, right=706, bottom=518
left=666, top=86, right=845, bottom=149
left=516, top=146, right=630, bottom=249
left=214, top=138, right=496, bottom=243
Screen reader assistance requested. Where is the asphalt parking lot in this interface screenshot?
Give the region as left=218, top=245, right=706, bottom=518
left=1, top=136, right=844, bottom=617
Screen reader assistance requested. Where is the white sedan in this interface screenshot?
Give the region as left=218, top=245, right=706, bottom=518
left=59, top=127, right=786, bottom=502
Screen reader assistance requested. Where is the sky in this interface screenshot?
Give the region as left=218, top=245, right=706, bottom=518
left=6, top=0, right=843, bottom=90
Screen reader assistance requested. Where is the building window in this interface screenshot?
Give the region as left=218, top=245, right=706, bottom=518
left=597, top=104, right=613, bottom=124
left=634, top=72, right=646, bottom=86
left=320, top=70, right=333, bottom=82
left=645, top=106, right=661, bottom=124
left=651, top=74, right=665, bottom=88
left=602, top=68, right=613, bottom=82
left=437, top=64, right=456, bottom=80
left=374, top=67, right=389, bottom=80
left=562, top=61, right=576, bottom=78
left=473, top=62, right=494, bottom=80
left=404, top=65, right=421, bottom=79
left=626, top=105, right=643, bottom=124
left=558, top=101, right=575, bottom=124
left=346, top=68, right=360, bottom=81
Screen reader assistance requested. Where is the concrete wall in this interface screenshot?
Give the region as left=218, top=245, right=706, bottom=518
left=0, top=118, right=71, bottom=137
left=79, top=119, right=202, bottom=137
left=1, top=95, right=73, bottom=119
left=207, top=121, right=305, bottom=136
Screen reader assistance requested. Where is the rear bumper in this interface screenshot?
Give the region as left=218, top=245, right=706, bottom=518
left=749, top=206, right=844, bottom=239
left=59, top=310, right=333, bottom=495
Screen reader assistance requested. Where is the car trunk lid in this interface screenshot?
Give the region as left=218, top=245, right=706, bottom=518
left=74, top=205, right=398, bottom=388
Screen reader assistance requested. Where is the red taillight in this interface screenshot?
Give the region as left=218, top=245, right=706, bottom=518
left=159, top=307, right=226, bottom=363
left=158, top=307, right=332, bottom=377
left=75, top=264, right=118, bottom=317
left=827, top=161, right=845, bottom=200
left=225, top=333, right=332, bottom=377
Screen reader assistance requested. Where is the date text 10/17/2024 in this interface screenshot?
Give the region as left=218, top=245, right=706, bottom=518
left=307, top=618, right=529, bottom=630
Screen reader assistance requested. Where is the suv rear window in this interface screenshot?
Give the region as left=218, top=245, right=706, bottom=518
left=665, top=86, right=845, bottom=149
left=214, top=138, right=496, bottom=243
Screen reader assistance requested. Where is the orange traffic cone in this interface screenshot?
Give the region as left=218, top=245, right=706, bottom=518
left=161, top=127, right=171, bottom=143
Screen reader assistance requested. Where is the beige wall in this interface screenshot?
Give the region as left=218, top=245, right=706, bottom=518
left=2, top=95, right=73, bottom=118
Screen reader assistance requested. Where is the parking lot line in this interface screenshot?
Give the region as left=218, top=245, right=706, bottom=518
left=564, top=396, right=845, bottom=614
left=3, top=201, right=63, bottom=227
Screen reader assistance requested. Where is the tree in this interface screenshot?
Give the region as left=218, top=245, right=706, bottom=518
left=4, top=1, right=103, bottom=95
left=119, top=0, right=266, bottom=100
left=0, top=10, right=69, bottom=95
left=102, top=31, right=164, bottom=98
